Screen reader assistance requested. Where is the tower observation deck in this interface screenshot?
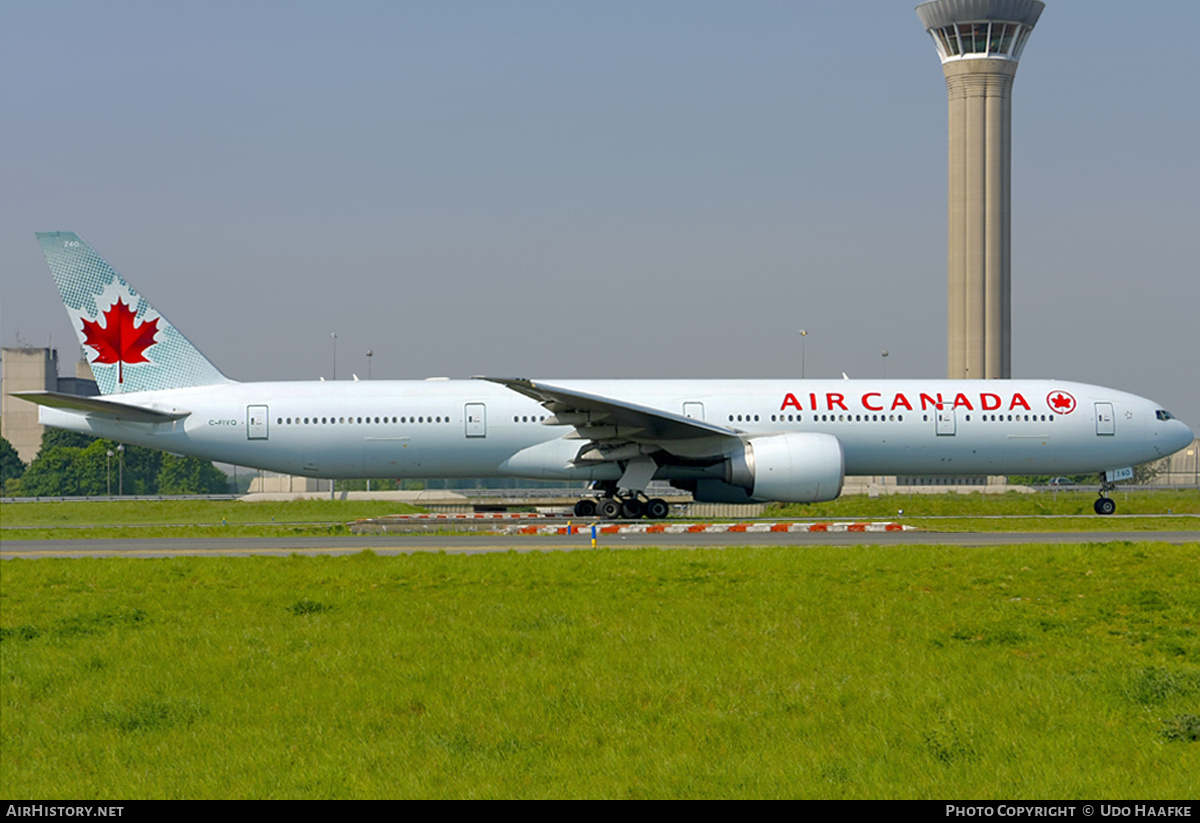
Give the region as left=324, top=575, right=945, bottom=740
left=916, top=0, right=1044, bottom=379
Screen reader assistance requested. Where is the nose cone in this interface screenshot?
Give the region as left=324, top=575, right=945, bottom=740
left=1169, top=420, right=1196, bottom=455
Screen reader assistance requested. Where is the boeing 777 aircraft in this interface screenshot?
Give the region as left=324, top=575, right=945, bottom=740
left=17, top=232, right=1194, bottom=517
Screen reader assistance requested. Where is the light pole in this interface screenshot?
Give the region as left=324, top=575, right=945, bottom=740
left=366, top=349, right=373, bottom=380
left=331, top=332, right=338, bottom=380
left=106, top=449, right=114, bottom=496
left=799, top=329, right=808, bottom=379
left=881, top=350, right=889, bottom=378
left=116, top=444, right=125, bottom=496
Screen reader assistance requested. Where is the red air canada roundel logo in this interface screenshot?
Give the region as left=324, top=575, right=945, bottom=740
left=1047, top=390, right=1077, bottom=415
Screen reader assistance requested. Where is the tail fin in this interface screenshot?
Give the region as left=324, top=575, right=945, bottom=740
left=36, top=232, right=232, bottom=395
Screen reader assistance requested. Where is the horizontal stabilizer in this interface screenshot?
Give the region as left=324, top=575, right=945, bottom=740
left=13, top=391, right=190, bottom=423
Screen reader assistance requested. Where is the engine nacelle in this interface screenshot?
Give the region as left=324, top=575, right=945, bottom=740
left=725, top=432, right=844, bottom=503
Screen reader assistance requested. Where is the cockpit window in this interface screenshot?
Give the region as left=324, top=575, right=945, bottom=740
left=1156, top=410, right=1176, bottom=421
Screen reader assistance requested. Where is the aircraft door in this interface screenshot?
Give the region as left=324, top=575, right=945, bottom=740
left=247, top=405, right=269, bottom=440
left=1095, top=403, right=1115, bottom=436
left=936, top=408, right=956, bottom=436
left=683, top=402, right=705, bottom=421
left=465, top=403, right=486, bottom=438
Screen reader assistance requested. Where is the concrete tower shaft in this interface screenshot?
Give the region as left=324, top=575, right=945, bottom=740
left=917, top=0, right=1044, bottom=379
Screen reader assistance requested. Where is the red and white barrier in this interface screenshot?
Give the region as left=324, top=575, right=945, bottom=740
left=500, top=521, right=916, bottom=536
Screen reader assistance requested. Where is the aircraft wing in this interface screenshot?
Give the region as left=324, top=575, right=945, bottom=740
left=13, top=391, right=190, bottom=424
left=478, top=377, right=740, bottom=462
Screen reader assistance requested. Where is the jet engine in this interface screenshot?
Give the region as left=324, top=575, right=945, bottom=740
left=722, top=432, right=844, bottom=503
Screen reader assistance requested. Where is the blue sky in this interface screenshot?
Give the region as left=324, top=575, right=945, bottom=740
left=3, top=1, right=1197, bottom=428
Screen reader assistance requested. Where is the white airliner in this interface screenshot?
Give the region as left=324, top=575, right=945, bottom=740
left=18, top=232, right=1194, bottom=517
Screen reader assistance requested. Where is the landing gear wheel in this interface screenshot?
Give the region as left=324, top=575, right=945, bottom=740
left=574, top=499, right=596, bottom=518
left=597, top=498, right=622, bottom=519
left=645, top=498, right=669, bottom=520
left=620, top=498, right=645, bottom=519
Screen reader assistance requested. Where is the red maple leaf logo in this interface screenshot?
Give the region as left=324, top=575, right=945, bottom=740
left=1047, top=391, right=1076, bottom=414
left=80, top=298, right=160, bottom=384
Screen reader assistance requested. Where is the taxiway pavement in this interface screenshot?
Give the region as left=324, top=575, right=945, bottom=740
left=3, top=530, right=1197, bottom=558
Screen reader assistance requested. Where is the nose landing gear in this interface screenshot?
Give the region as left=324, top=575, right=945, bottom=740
left=1094, top=479, right=1117, bottom=515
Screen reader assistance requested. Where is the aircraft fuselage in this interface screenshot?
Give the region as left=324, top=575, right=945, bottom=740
left=38, top=377, right=1193, bottom=482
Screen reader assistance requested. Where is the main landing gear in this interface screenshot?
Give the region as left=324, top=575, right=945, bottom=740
left=573, top=486, right=669, bottom=520
left=1094, top=479, right=1117, bottom=515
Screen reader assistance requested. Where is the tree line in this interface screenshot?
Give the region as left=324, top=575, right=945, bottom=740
left=1, top=430, right=229, bottom=496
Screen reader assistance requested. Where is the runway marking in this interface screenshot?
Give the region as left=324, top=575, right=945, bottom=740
left=1, top=542, right=599, bottom=558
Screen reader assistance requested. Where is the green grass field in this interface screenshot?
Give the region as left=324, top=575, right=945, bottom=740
left=1, top=498, right=422, bottom=528
left=2, top=542, right=1197, bottom=798
left=1, top=499, right=425, bottom=540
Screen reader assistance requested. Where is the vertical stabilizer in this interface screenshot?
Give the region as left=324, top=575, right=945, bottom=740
left=36, top=232, right=232, bottom=394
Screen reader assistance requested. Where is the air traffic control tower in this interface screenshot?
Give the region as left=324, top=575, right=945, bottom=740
left=917, top=0, right=1044, bottom=379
